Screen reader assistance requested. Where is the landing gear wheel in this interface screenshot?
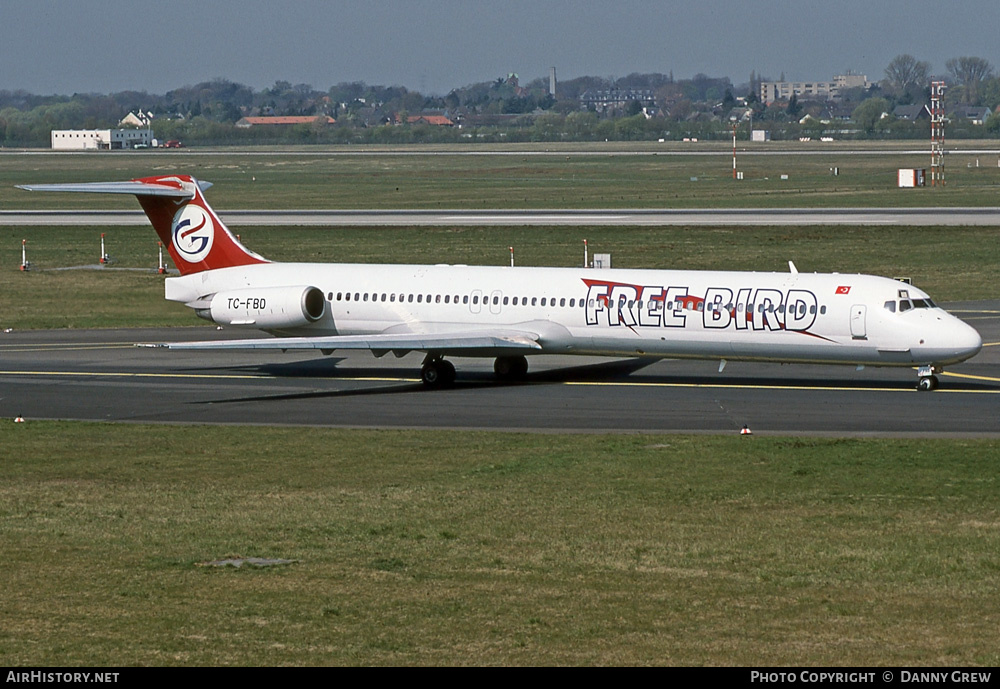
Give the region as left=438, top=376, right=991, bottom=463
left=421, top=359, right=456, bottom=388
left=917, top=375, right=938, bottom=392
left=494, top=355, right=529, bottom=381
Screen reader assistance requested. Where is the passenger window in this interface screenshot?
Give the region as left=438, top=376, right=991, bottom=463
left=473, top=295, right=479, bottom=305
left=436, top=295, right=441, bottom=303
left=820, top=306, right=827, bottom=314
left=541, top=298, right=547, bottom=306
left=532, top=298, right=538, bottom=306
left=336, top=292, right=343, bottom=301
left=463, top=295, right=469, bottom=304
left=560, top=298, right=566, bottom=307
left=408, top=294, right=414, bottom=303
left=503, top=297, right=509, bottom=306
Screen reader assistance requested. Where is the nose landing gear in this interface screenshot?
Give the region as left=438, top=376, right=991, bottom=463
left=916, top=365, right=939, bottom=392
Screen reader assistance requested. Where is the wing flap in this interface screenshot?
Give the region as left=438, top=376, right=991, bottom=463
left=150, top=329, right=542, bottom=355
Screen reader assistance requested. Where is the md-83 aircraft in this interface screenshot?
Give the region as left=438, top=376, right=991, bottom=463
left=18, top=174, right=982, bottom=390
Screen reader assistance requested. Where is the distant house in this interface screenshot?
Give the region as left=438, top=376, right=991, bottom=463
left=818, top=106, right=854, bottom=122
left=892, top=104, right=931, bottom=121
left=955, top=107, right=992, bottom=125
left=119, top=111, right=154, bottom=128
left=235, top=115, right=335, bottom=128
left=399, top=114, right=455, bottom=126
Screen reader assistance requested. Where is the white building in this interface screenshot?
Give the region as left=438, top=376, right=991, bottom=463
left=760, top=74, right=868, bottom=104
left=51, top=129, right=154, bottom=150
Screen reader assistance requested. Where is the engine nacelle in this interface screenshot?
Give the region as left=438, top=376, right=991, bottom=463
left=202, top=285, right=326, bottom=329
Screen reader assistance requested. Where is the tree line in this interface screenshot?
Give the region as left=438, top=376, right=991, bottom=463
left=1, top=56, right=998, bottom=147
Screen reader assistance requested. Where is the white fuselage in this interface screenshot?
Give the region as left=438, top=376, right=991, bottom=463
left=165, top=262, right=982, bottom=369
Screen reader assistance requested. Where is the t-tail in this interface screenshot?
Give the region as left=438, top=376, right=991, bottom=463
left=17, top=174, right=267, bottom=275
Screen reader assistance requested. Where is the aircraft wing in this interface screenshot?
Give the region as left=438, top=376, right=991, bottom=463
left=145, top=329, right=543, bottom=358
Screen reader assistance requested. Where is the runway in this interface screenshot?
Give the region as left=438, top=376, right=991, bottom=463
left=2, top=301, right=999, bottom=435
left=5, top=207, right=1000, bottom=226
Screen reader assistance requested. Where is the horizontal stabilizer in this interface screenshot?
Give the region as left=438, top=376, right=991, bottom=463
left=16, top=179, right=212, bottom=197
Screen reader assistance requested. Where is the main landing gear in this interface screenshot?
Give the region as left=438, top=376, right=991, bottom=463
left=420, top=356, right=456, bottom=388
left=493, top=355, right=529, bottom=381
left=419, top=354, right=530, bottom=388
left=916, top=365, right=939, bottom=392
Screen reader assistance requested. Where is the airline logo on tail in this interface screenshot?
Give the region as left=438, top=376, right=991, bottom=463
left=171, top=204, right=215, bottom=263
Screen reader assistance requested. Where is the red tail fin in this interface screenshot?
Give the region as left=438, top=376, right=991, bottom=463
left=18, top=174, right=268, bottom=276
left=132, top=175, right=267, bottom=275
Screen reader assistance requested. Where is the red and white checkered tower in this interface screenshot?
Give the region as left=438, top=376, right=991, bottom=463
left=930, top=81, right=946, bottom=187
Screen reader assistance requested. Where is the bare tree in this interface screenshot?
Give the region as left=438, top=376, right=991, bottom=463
left=946, top=56, right=995, bottom=104
left=884, top=54, right=930, bottom=93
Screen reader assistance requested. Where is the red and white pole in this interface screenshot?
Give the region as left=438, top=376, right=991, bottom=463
left=584, top=239, right=589, bottom=268
left=732, top=122, right=738, bottom=179
left=157, top=241, right=166, bottom=274
left=509, top=246, right=514, bottom=267
left=20, top=239, right=28, bottom=271
left=100, top=233, right=108, bottom=264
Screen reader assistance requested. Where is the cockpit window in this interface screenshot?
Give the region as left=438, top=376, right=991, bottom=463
left=884, top=300, right=896, bottom=313
left=912, top=299, right=930, bottom=308
left=899, top=300, right=913, bottom=312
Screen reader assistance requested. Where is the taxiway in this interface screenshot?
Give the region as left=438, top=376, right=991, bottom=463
left=2, top=301, right=998, bottom=435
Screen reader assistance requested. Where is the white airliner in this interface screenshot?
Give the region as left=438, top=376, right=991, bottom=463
left=19, top=174, right=982, bottom=391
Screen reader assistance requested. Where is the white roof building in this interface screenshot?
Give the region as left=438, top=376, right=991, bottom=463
left=51, top=129, right=154, bottom=150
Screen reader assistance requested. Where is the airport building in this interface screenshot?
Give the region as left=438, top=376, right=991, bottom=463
left=51, top=128, right=154, bottom=150
left=760, top=74, right=869, bottom=104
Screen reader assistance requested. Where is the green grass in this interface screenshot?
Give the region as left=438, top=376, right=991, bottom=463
left=1, top=423, right=998, bottom=665
left=3, top=223, right=999, bottom=329
left=3, top=142, right=1000, bottom=210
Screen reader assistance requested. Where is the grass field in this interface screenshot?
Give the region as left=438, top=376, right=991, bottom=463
left=2, top=223, right=999, bottom=329
left=3, top=142, right=1000, bottom=210
left=1, top=423, right=998, bottom=666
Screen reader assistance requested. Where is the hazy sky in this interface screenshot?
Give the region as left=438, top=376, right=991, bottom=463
left=3, top=0, right=999, bottom=96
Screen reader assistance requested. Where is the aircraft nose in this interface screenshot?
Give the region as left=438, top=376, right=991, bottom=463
left=915, top=314, right=982, bottom=364
left=956, top=320, right=983, bottom=360
left=939, top=317, right=982, bottom=362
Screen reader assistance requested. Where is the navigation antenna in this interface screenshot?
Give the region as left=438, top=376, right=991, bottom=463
left=930, top=81, right=946, bottom=187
